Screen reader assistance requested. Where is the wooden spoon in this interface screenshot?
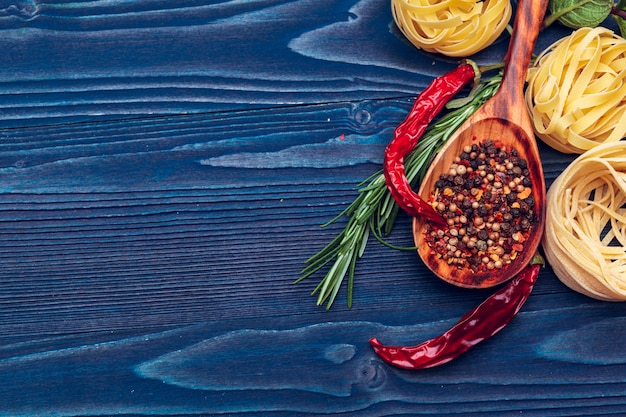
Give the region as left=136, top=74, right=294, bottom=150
left=413, top=0, right=548, bottom=288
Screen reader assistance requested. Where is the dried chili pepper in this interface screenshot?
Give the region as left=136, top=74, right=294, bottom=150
left=369, top=255, right=543, bottom=370
left=384, top=60, right=479, bottom=227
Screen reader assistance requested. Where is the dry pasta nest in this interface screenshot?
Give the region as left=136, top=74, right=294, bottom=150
left=391, top=0, right=512, bottom=57
left=525, top=27, right=626, bottom=154
left=543, top=141, right=626, bottom=301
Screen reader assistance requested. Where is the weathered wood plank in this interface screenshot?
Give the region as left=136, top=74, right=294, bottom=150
left=0, top=99, right=578, bottom=339
left=2, top=299, right=626, bottom=416
left=0, top=106, right=619, bottom=414
left=1, top=0, right=625, bottom=415
left=1, top=0, right=572, bottom=128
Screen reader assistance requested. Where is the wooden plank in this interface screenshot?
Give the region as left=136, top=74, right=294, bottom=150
left=0, top=99, right=578, bottom=336
left=1, top=0, right=575, bottom=128
left=0, top=81, right=616, bottom=417
left=1, top=0, right=625, bottom=415
left=0, top=0, right=438, bottom=127
left=2, top=299, right=626, bottom=416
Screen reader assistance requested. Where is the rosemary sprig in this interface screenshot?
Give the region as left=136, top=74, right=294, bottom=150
left=296, top=71, right=503, bottom=310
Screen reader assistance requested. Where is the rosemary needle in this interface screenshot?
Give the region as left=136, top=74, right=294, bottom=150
left=296, top=72, right=503, bottom=310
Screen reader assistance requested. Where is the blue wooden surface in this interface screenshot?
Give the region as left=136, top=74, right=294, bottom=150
left=1, top=1, right=625, bottom=416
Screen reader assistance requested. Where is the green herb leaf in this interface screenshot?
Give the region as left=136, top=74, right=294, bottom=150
left=296, top=72, right=503, bottom=310
left=547, top=0, right=613, bottom=29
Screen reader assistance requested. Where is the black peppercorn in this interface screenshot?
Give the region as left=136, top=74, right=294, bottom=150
left=477, top=230, right=489, bottom=240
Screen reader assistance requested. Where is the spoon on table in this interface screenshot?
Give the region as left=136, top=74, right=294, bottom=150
left=413, top=0, right=548, bottom=289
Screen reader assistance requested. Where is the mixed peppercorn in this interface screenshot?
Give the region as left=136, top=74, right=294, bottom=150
left=424, top=139, right=535, bottom=274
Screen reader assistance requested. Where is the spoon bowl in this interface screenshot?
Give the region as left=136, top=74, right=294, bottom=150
left=413, top=0, right=548, bottom=288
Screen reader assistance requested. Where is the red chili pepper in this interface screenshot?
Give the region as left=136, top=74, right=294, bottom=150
left=384, top=61, right=479, bottom=227
left=369, top=257, right=542, bottom=370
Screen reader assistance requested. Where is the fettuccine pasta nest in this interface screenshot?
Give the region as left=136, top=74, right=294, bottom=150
left=391, top=0, right=511, bottom=57
left=525, top=27, right=626, bottom=154
left=543, top=141, right=626, bottom=301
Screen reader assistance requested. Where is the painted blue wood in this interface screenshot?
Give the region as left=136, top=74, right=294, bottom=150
left=0, top=0, right=575, bottom=128
left=1, top=0, right=625, bottom=415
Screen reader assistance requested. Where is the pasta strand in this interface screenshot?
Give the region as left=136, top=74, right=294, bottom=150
left=525, top=27, right=626, bottom=154
left=391, top=0, right=511, bottom=57
left=543, top=141, right=626, bottom=301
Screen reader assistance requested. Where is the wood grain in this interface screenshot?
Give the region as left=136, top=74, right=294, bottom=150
left=1, top=0, right=625, bottom=415
left=0, top=0, right=462, bottom=128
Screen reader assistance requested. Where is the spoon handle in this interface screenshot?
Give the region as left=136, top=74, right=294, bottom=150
left=499, top=0, right=549, bottom=101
